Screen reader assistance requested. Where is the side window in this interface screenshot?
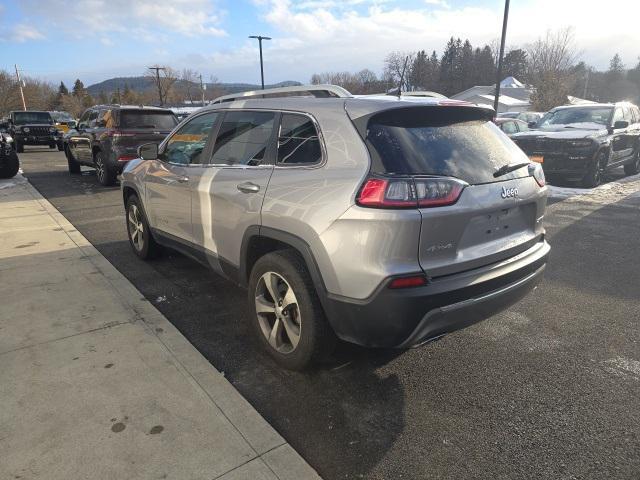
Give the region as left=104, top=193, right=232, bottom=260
left=211, top=111, right=276, bottom=166
left=277, top=113, right=322, bottom=165
left=517, top=120, right=529, bottom=132
left=87, top=110, right=99, bottom=128
left=78, top=110, right=91, bottom=128
left=96, top=109, right=114, bottom=128
left=501, top=121, right=517, bottom=134
left=622, top=106, right=632, bottom=123
left=164, top=112, right=219, bottom=165
left=612, top=108, right=624, bottom=125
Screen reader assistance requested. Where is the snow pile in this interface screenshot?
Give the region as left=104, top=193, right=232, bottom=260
left=0, top=171, right=27, bottom=190
left=548, top=173, right=640, bottom=203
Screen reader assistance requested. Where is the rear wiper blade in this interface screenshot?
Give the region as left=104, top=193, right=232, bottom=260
left=493, top=162, right=530, bottom=178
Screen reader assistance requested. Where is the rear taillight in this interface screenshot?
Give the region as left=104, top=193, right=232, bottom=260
left=106, top=131, right=136, bottom=138
left=117, top=155, right=137, bottom=162
left=357, top=176, right=467, bottom=208
left=529, top=163, right=545, bottom=187
left=389, top=275, right=428, bottom=289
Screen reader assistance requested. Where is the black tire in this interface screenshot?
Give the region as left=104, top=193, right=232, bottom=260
left=15, top=141, right=24, bottom=153
left=125, top=195, right=161, bottom=260
left=57, top=142, right=64, bottom=152
left=65, top=145, right=81, bottom=174
left=248, top=250, right=336, bottom=370
left=582, top=150, right=607, bottom=188
left=94, top=150, right=116, bottom=186
left=0, top=150, right=20, bottom=179
left=624, top=151, right=640, bottom=176
left=49, top=143, right=56, bottom=149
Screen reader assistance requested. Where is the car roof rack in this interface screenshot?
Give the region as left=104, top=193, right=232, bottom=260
left=211, top=84, right=352, bottom=104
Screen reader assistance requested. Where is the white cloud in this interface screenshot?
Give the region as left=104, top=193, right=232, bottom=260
left=16, top=0, right=226, bottom=40
left=0, top=23, right=45, bottom=43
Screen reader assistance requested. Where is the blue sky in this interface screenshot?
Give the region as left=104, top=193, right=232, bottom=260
left=0, top=0, right=638, bottom=87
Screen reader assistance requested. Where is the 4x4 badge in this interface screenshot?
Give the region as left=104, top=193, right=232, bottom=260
left=501, top=186, right=518, bottom=199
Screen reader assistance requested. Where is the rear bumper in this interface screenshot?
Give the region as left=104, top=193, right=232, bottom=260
left=323, top=239, right=550, bottom=348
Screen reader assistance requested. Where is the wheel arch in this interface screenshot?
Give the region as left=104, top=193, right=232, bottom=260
left=240, top=226, right=329, bottom=307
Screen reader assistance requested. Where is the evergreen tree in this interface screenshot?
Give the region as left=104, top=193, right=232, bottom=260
left=503, top=49, right=528, bottom=81
left=459, top=40, right=475, bottom=91
left=608, top=54, right=625, bottom=81
left=472, top=45, right=495, bottom=87
left=58, top=81, right=69, bottom=96
left=439, top=37, right=461, bottom=96
left=72, top=79, right=86, bottom=97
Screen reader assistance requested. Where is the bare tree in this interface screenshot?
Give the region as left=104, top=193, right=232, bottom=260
left=180, top=69, right=199, bottom=103
left=384, top=52, right=416, bottom=91
left=145, top=65, right=178, bottom=106
left=526, top=28, right=580, bottom=110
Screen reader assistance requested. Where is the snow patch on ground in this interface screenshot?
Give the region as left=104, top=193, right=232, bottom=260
left=548, top=173, right=640, bottom=203
left=0, top=171, right=27, bottom=190
left=603, top=356, right=640, bottom=381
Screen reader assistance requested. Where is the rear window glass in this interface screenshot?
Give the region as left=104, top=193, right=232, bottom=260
left=277, top=113, right=322, bottom=165
left=364, top=107, right=530, bottom=185
left=13, top=111, right=52, bottom=124
left=119, top=110, right=178, bottom=130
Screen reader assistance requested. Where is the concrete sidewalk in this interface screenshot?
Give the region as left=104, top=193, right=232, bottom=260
left=0, top=174, right=321, bottom=480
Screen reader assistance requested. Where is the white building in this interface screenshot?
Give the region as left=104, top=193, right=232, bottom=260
left=451, top=77, right=534, bottom=113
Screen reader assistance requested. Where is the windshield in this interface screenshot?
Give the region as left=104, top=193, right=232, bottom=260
left=119, top=110, right=178, bottom=130
left=365, top=107, right=530, bottom=185
left=50, top=112, right=74, bottom=122
left=538, top=107, right=613, bottom=128
left=13, top=111, right=53, bottom=125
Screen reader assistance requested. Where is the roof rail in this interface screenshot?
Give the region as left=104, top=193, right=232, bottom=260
left=211, top=84, right=352, bottom=104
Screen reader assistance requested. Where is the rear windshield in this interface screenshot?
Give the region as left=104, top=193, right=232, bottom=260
left=119, top=110, right=178, bottom=130
left=364, top=107, right=530, bottom=184
left=14, top=111, right=52, bottom=125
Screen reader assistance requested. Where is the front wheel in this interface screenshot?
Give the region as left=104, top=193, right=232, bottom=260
left=0, top=150, right=20, bottom=179
left=65, top=145, right=81, bottom=174
left=125, top=195, right=161, bottom=260
left=94, top=151, right=116, bottom=186
left=582, top=150, right=607, bottom=188
left=248, top=250, right=336, bottom=370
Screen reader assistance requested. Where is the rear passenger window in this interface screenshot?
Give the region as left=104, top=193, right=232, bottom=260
left=212, top=111, right=276, bottom=166
left=277, top=114, right=322, bottom=165
left=501, top=121, right=517, bottom=134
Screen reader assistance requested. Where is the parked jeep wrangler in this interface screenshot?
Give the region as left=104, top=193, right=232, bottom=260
left=512, top=102, right=640, bottom=187
left=7, top=111, right=60, bottom=153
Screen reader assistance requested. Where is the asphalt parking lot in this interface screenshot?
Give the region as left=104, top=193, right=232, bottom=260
left=19, top=147, right=640, bottom=480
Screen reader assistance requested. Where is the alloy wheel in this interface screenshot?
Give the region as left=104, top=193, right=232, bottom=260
left=95, top=156, right=105, bottom=183
left=255, top=271, right=302, bottom=354
left=127, top=204, right=145, bottom=252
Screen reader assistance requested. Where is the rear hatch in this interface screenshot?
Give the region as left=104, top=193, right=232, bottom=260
left=354, top=104, right=546, bottom=278
left=115, top=109, right=178, bottom=149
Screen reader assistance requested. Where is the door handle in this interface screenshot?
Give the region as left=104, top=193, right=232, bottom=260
left=237, top=182, right=260, bottom=193
left=177, top=176, right=189, bottom=183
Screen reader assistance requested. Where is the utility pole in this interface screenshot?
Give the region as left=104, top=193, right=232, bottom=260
left=583, top=69, right=590, bottom=99
left=493, top=0, right=510, bottom=116
left=249, top=35, right=271, bottom=89
left=14, top=64, right=26, bottom=111
left=199, top=73, right=205, bottom=106
left=147, top=66, right=166, bottom=106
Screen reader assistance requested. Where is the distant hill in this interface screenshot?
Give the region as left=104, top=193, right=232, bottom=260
left=86, top=76, right=302, bottom=96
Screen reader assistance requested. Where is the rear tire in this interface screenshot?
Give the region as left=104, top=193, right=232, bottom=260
left=624, top=151, right=640, bottom=176
left=125, top=195, right=161, bottom=260
left=248, top=250, right=336, bottom=370
left=65, top=145, right=81, bottom=174
left=57, top=142, right=64, bottom=152
left=94, top=150, right=116, bottom=186
left=582, top=150, right=607, bottom=188
left=0, top=150, right=19, bottom=179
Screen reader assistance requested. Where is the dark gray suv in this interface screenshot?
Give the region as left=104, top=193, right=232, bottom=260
left=121, top=85, right=550, bottom=370
left=64, top=105, right=178, bottom=186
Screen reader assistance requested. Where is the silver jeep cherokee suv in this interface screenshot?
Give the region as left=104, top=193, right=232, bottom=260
left=121, top=85, right=550, bottom=370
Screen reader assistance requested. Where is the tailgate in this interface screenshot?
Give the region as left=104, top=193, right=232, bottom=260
left=418, top=176, right=546, bottom=277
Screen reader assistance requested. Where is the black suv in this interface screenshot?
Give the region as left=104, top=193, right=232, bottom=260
left=63, top=105, right=178, bottom=186
left=5, top=111, right=60, bottom=153
left=512, top=102, right=640, bottom=187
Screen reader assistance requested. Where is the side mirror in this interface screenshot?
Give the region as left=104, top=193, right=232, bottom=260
left=528, top=121, right=537, bottom=128
left=138, top=143, right=158, bottom=160
left=614, top=120, right=629, bottom=130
